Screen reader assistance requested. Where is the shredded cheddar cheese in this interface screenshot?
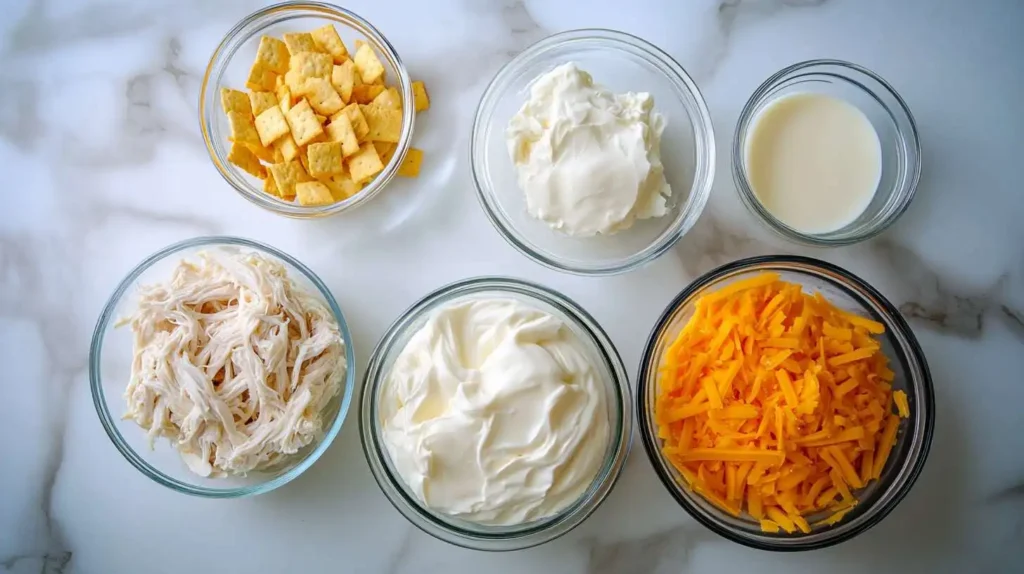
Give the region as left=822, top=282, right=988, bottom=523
left=655, top=272, right=910, bottom=533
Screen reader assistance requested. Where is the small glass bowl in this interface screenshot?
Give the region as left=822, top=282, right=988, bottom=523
left=360, top=277, right=632, bottom=550
left=199, top=2, right=414, bottom=218
left=471, top=29, right=715, bottom=275
left=89, top=236, right=357, bottom=497
left=637, top=256, right=934, bottom=550
left=733, top=60, right=921, bottom=245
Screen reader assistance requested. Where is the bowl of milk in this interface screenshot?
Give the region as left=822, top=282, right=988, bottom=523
left=732, top=60, right=920, bottom=245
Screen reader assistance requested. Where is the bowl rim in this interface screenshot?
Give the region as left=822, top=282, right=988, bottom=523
left=198, top=1, right=415, bottom=218
left=470, top=28, right=716, bottom=276
left=635, top=255, right=935, bottom=551
left=731, top=59, right=922, bottom=246
left=88, top=235, right=357, bottom=497
left=359, top=276, right=633, bottom=550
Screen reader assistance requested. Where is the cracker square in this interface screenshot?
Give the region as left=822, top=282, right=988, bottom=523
left=351, top=84, right=384, bottom=104
left=290, top=51, right=333, bottom=79
left=284, top=69, right=307, bottom=93
left=346, top=142, right=384, bottom=183
left=245, top=141, right=276, bottom=163
left=325, top=113, right=360, bottom=157
left=255, top=36, right=290, bottom=74
left=298, top=146, right=312, bottom=174
left=331, top=60, right=356, bottom=103
left=336, top=103, right=370, bottom=140
left=227, top=110, right=261, bottom=148
left=371, top=86, right=401, bottom=110
left=283, top=32, right=319, bottom=55
left=277, top=84, right=294, bottom=113
left=248, top=91, right=279, bottom=116
left=310, top=24, right=349, bottom=63
left=269, top=160, right=311, bottom=199
left=298, top=77, right=344, bottom=115
left=319, top=173, right=360, bottom=201
left=255, top=106, right=290, bottom=146
left=295, top=181, right=334, bottom=206
left=227, top=142, right=266, bottom=178
left=275, top=74, right=284, bottom=89
left=412, top=81, right=430, bottom=112
left=284, top=99, right=324, bottom=146
left=397, top=147, right=423, bottom=177
left=275, top=134, right=299, bottom=162
left=245, top=62, right=278, bottom=92
left=263, top=174, right=280, bottom=197
left=316, top=113, right=327, bottom=124
left=306, top=141, right=345, bottom=177
left=353, top=42, right=385, bottom=84
left=360, top=104, right=402, bottom=142
left=373, top=141, right=397, bottom=164
left=220, top=88, right=251, bottom=115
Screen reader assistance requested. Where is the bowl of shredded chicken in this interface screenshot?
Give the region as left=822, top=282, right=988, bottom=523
left=90, top=237, right=355, bottom=497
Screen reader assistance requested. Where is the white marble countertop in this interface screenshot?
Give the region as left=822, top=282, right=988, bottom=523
left=2, top=0, right=1022, bottom=572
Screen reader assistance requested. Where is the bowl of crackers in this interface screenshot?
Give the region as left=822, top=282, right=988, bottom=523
left=200, top=1, right=431, bottom=217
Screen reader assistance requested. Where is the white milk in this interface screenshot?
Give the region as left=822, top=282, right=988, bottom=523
left=744, top=93, right=882, bottom=234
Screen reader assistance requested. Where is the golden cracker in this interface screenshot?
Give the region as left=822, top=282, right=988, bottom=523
left=397, top=147, right=423, bottom=177
left=284, top=99, right=324, bottom=146
left=295, top=181, right=334, bottom=206
left=299, top=77, right=344, bottom=115
left=351, top=84, right=384, bottom=104
left=248, top=91, right=279, bottom=116
left=227, top=110, right=261, bottom=148
left=268, top=160, right=311, bottom=199
left=325, top=113, right=360, bottom=157
left=220, top=88, right=251, bottom=115
left=353, top=41, right=385, bottom=84
left=310, top=24, right=349, bottom=63
left=360, top=104, right=402, bottom=142
left=331, top=60, right=356, bottom=103
left=255, top=106, right=290, bottom=146
left=282, top=32, right=319, bottom=55
left=255, top=36, right=290, bottom=74
left=346, top=142, right=384, bottom=183
left=412, top=81, right=430, bottom=112
left=306, top=141, right=345, bottom=177
left=228, top=142, right=266, bottom=178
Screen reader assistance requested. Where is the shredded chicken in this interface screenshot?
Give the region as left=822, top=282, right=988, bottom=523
left=118, top=249, right=346, bottom=477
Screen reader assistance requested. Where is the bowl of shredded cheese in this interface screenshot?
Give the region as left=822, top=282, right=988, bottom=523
left=637, top=256, right=934, bottom=550
left=90, top=236, right=356, bottom=497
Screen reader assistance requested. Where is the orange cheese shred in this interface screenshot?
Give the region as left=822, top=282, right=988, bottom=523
left=655, top=272, right=909, bottom=534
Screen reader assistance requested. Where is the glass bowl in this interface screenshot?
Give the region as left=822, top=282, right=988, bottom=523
left=360, top=277, right=632, bottom=550
left=471, top=29, right=715, bottom=275
left=637, top=256, right=934, bottom=550
left=199, top=1, right=414, bottom=218
left=89, top=236, right=356, bottom=497
left=733, top=60, right=921, bottom=245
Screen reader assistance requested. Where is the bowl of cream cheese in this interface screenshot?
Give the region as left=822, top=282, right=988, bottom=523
left=89, top=236, right=356, bottom=497
left=471, top=29, right=715, bottom=275
left=360, top=277, right=632, bottom=550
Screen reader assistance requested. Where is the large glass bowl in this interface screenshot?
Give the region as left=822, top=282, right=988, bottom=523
left=89, top=236, right=356, bottom=497
left=199, top=1, right=414, bottom=218
left=471, top=29, right=715, bottom=275
left=637, top=256, right=934, bottom=550
left=360, top=277, right=632, bottom=550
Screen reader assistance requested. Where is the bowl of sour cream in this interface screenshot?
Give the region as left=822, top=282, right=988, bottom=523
left=359, top=277, right=632, bottom=550
left=471, top=29, right=715, bottom=276
left=733, top=60, right=921, bottom=245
